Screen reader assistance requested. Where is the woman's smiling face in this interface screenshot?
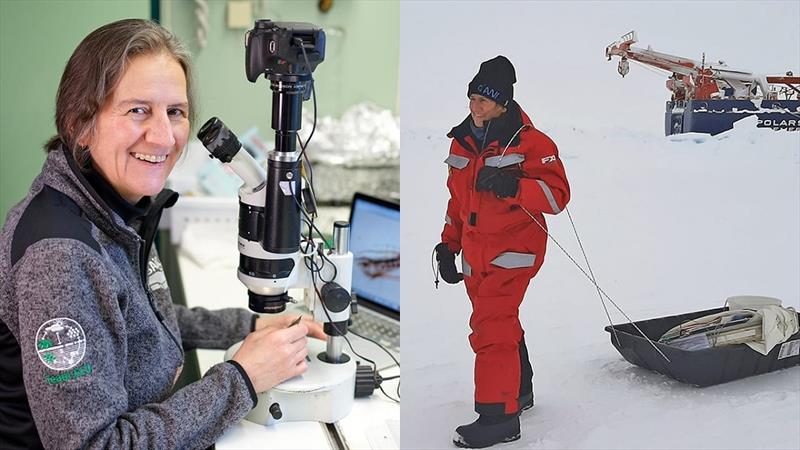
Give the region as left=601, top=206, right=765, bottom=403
left=85, top=52, right=189, bottom=204
left=469, top=93, right=506, bottom=127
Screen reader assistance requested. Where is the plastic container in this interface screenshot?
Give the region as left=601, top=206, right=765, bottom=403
left=725, top=295, right=782, bottom=311
left=604, top=307, right=800, bottom=386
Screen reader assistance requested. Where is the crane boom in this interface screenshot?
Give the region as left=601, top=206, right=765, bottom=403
left=604, top=31, right=799, bottom=135
left=605, top=31, right=798, bottom=101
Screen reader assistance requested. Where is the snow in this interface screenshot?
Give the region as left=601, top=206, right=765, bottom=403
left=400, top=3, right=800, bottom=447
left=401, top=120, right=800, bottom=449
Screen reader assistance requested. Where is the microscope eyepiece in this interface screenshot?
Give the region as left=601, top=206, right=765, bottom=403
left=197, top=117, right=242, bottom=163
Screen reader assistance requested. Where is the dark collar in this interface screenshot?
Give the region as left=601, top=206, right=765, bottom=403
left=448, top=100, right=524, bottom=153
left=84, top=167, right=149, bottom=225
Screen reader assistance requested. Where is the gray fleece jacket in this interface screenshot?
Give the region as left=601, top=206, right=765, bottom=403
left=0, top=146, right=258, bottom=449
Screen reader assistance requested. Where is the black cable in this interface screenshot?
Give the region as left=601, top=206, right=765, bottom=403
left=284, top=155, right=323, bottom=254
left=300, top=178, right=316, bottom=253
left=303, top=151, right=315, bottom=193
left=299, top=205, right=398, bottom=399
left=296, top=219, right=337, bottom=283
left=291, top=36, right=398, bottom=403
left=379, top=384, right=400, bottom=404
left=308, top=257, right=398, bottom=403
left=294, top=38, right=318, bottom=161
left=431, top=244, right=440, bottom=289
left=310, top=270, right=379, bottom=377
left=309, top=261, right=397, bottom=402
left=348, top=328, right=400, bottom=370
left=290, top=171, right=338, bottom=286
left=289, top=181, right=331, bottom=253
left=291, top=184, right=338, bottom=283
left=288, top=37, right=318, bottom=258
left=349, top=327, right=401, bottom=402
left=317, top=249, right=338, bottom=283
left=299, top=217, right=316, bottom=252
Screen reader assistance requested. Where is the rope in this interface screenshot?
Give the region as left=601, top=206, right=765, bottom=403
left=519, top=204, right=671, bottom=363
left=462, top=107, right=664, bottom=358
left=498, top=124, right=527, bottom=160
left=565, top=207, right=621, bottom=348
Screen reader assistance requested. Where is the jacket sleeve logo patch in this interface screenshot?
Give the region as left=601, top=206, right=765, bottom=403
left=45, top=363, right=93, bottom=385
left=36, top=318, right=86, bottom=371
left=541, top=155, right=557, bottom=164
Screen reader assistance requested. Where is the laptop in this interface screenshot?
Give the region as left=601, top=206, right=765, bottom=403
left=347, top=193, right=400, bottom=360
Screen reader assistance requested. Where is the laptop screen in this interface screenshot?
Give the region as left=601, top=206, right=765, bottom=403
left=348, top=193, right=400, bottom=318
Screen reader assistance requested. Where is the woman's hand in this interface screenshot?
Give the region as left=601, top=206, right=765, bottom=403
left=255, top=314, right=326, bottom=340
left=232, top=323, right=310, bottom=393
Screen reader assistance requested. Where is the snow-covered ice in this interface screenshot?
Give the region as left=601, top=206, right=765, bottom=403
left=400, top=3, right=799, bottom=448
left=402, top=119, right=799, bottom=449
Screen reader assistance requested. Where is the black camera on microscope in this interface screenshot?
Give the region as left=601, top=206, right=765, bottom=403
left=245, top=20, right=326, bottom=81
left=198, top=20, right=331, bottom=315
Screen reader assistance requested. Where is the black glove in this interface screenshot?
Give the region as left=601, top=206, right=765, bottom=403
left=476, top=166, right=501, bottom=192
left=493, top=169, right=521, bottom=198
left=476, top=166, right=522, bottom=198
left=435, top=243, right=463, bottom=284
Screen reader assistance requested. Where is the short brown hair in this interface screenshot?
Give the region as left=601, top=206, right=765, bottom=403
left=45, top=19, right=194, bottom=165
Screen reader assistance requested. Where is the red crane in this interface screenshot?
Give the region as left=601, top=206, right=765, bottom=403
left=605, top=31, right=799, bottom=102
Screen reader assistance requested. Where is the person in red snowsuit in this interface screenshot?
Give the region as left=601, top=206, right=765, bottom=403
left=435, top=56, right=570, bottom=448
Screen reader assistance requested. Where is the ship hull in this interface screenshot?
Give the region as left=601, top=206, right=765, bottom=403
left=665, top=99, right=800, bottom=135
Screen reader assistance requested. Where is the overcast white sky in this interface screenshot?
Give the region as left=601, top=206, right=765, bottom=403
left=401, top=0, right=800, bottom=133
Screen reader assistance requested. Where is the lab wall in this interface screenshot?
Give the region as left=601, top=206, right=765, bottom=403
left=0, top=0, right=149, bottom=222
left=163, top=0, right=399, bottom=138
left=0, top=0, right=400, bottom=222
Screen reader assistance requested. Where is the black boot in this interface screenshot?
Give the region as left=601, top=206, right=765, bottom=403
left=453, top=414, right=520, bottom=448
left=518, top=334, right=534, bottom=413
left=519, top=391, right=534, bottom=413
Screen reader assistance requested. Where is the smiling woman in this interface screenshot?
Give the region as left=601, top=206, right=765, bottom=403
left=469, top=93, right=507, bottom=128
left=0, top=19, right=320, bottom=449
left=83, top=52, right=190, bottom=203
left=44, top=19, right=196, bottom=165
left=434, top=55, right=572, bottom=448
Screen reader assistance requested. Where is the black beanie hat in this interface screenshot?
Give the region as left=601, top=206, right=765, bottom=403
left=467, top=55, right=516, bottom=107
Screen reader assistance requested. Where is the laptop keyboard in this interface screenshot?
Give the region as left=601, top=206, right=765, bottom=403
left=349, top=307, right=400, bottom=354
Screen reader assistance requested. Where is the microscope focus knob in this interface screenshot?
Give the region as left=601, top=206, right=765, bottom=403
left=269, top=402, right=283, bottom=420
left=320, top=282, right=350, bottom=312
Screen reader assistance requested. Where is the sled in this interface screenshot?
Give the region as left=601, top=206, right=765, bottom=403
left=605, top=307, right=800, bottom=386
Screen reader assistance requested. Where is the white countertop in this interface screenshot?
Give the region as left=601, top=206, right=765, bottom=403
left=175, top=216, right=399, bottom=449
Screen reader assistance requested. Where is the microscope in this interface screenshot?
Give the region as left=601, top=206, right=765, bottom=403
left=197, top=20, right=367, bottom=425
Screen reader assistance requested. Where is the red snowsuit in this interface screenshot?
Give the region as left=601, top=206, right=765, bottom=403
left=441, top=102, right=570, bottom=415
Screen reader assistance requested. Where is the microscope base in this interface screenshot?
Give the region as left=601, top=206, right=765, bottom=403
left=224, top=338, right=356, bottom=425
